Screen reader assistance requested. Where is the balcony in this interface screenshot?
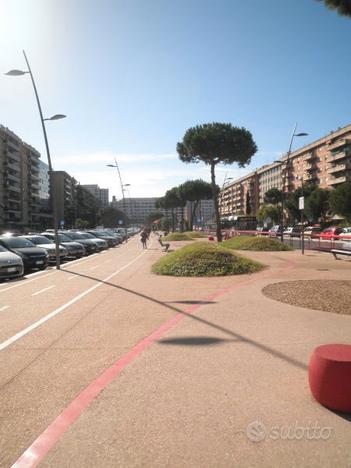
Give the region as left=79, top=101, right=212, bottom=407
left=304, top=152, right=318, bottom=162
left=327, top=147, right=350, bottom=163
left=303, top=174, right=319, bottom=183
left=7, top=172, right=21, bottom=183
left=328, top=139, right=349, bottom=151
left=3, top=159, right=21, bottom=171
left=328, top=164, right=346, bottom=174
left=327, top=176, right=348, bottom=186
left=306, top=166, right=319, bottom=173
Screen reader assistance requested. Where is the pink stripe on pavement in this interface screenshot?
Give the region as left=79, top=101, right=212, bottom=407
left=12, top=259, right=295, bottom=468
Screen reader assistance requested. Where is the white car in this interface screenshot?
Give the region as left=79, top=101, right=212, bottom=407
left=341, top=227, right=351, bottom=241
left=0, top=245, right=24, bottom=280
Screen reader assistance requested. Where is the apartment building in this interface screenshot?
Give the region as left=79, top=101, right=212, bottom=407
left=0, top=125, right=43, bottom=230
left=112, top=197, right=184, bottom=225
left=81, top=184, right=109, bottom=207
left=183, top=199, right=215, bottom=227
left=52, top=171, right=78, bottom=228
left=219, top=123, right=351, bottom=218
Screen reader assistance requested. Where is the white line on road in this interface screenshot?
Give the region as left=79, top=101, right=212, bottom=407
left=0, top=243, right=149, bottom=351
left=0, top=305, right=10, bottom=312
left=67, top=275, right=78, bottom=281
left=31, top=285, right=55, bottom=296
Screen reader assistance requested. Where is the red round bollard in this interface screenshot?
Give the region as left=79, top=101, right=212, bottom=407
left=308, top=344, right=351, bottom=413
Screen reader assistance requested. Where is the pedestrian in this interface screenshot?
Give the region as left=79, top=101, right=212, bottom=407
left=140, top=230, right=148, bottom=249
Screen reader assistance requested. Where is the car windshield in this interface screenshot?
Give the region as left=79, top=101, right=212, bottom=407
left=27, top=236, right=53, bottom=245
left=90, top=231, right=108, bottom=237
left=78, top=233, right=95, bottom=239
left=63, top=232, right=84, bottom=240
left=58, top=234, right=72, bottom=242
left=0, top=245, right=8, bottom=253
left=1, top=237, right=35, bottom=248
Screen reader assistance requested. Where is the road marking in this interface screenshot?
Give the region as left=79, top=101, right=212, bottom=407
left=0, top=245, right=149, bottom=351
left=31, top=285, right=55, bottom=296
left=89, top=265, right=98, bottom=271
left=67, top=275, right=78, bottom=281
left=0, top=305, right=10, bottom=312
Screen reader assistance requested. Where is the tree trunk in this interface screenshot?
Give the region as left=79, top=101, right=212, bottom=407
left=171, top=208, right=175, bottom=231
left=191, top=201, right=199, bottom=229
left=210, top=162, right=222, bottom=242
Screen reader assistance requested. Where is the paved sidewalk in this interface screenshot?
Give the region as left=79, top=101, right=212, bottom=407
left=38, top=247, right=351, bottom=468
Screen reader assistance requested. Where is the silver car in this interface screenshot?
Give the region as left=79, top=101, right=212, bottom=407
left=0, top=245, right=24, bottom=280
left=23, top=236, right=68, bottom=262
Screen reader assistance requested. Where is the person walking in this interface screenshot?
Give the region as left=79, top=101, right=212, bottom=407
left=140, top=230, right=148, bottom=249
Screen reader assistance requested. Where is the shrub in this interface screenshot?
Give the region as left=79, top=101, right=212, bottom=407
left=222, top=236, right=292, bottom=251
left=162, top=233, right=193, bottom=241
left=152, top=242, right=264, bottom=276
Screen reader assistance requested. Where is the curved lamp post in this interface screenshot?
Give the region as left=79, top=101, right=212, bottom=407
left=5, top=50, right=66, bottom=269
left=275, top=124, right=308, bottom=242
left=107, top=158, right=128, bottom=241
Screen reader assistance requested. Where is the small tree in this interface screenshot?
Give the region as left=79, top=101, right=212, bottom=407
left=329, top=182, right=351, bottom=222
left=100, top=207, right=127, bottom=228
left=285, top=185, right=316, bottom=224
left=305, top=187, right=330, bottom=224
left=146, top=212, right=164, bottom=225
left=177, top=123, right=257, bottom=241
left=257, top=204, right=281, bottom=225
left=75, top=218, right=89, bottom=229
left=264, top=188, right=283, bottom=205
left=178, top=179, right=213, bottom=229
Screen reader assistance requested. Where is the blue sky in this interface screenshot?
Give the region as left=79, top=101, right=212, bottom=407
left=1, top=0, right=350, bottom=199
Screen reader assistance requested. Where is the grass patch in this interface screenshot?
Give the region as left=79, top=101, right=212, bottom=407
left=222, top=236, right=292, bottom=251
left=152, top=242, right=265, bottom=277
left=162, top=232, right=193, bottom=241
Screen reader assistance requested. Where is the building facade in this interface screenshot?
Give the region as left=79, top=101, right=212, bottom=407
left=52, top=171, right=78, bottom=228
left=81, top=184, right=109, bottom=207
left=0, top=125, right=43, bottom=230
left=219, top=123, right=351, bottom=219
left=184, top=199, right=215, bottom=227
left=112, top=197, right=184, bottom=226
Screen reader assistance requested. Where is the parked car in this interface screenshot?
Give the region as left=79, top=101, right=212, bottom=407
left=0, top=244, right=24, bottom=281
left=283, top=226, right=301, bottom=238
left=86, top=230, right=118, bottom=248
left=60, top=231, right=99, bottom=254
left=303, top=226, right=322, bottom=238
left=340, top=227, right=351, bottom=241
left=319, top=226, right=344, bottom=240
left=268, top=225, right=284, bottom=237
left=255, top=227, right=269, bottom=236
left=41, top=232, right=86, bottom=258
left=103, top=229, right=124, bottom=244
left=72, top=232, right=109, bottom=251
left=23, top=235, right=68, bottom=262
left=0, top=236, right=48, bottom=271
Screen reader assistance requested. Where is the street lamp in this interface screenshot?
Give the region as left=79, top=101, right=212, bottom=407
left=5, top=50, right=66, bottom=269
left=107, top=158, right=128, bottom=242
left=274, top=124, right=308, bottom=242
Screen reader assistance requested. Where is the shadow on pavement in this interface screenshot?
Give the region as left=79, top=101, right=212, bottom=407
left=333, top=410, right=351, bottom=422
left=63, top=269, right=308, bottom=372
left=157, top=336, right=236, bottom=346
left=166, top=300, right=216, bottom=305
